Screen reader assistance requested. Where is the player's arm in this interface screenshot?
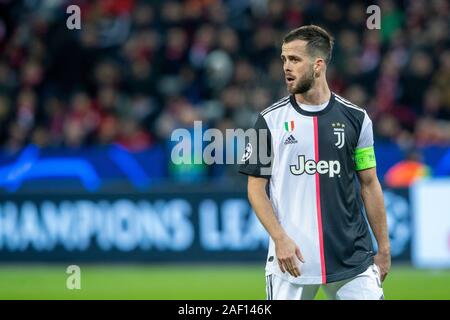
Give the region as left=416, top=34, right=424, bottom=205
left=240, top=113, right=304, bottom=277
left=247, top=175, right=304, bottom=277
left=355, top=112, right=391, bottom=282
left=357, top=167, right=391, bottom=282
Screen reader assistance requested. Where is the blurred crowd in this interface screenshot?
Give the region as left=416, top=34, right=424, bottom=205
left=0, top=0, right=449, bottom=156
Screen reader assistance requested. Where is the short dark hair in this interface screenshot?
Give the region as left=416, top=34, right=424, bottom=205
left=283, top=25, right=334, bottom=64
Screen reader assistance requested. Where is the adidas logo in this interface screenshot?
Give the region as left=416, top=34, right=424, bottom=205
left=284, top=135, right=298, bottom=145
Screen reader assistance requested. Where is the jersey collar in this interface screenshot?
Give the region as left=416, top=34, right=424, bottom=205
left=289, top=92, right=335, bottom=116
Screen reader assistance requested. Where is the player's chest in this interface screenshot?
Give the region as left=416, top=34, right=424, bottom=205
left=271, top=115, right=358, bottom=158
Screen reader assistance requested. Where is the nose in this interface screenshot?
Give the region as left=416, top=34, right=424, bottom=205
left=283, top=60, right=292, bottom=73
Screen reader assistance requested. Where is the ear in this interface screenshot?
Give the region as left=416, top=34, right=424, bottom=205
left=314, top=58, right=325, bottom=76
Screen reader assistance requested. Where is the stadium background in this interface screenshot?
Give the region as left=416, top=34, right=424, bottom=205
left=0, top=0, right=449, bottom=299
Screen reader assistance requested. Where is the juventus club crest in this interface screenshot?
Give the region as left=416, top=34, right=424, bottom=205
left=332, top=122, right=345, bottom=149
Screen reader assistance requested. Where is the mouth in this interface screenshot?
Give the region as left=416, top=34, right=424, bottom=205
left=285, top=75, right=295, bottom=85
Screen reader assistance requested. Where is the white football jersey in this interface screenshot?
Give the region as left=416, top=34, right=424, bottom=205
left=239, top=93, right=376, bottom=284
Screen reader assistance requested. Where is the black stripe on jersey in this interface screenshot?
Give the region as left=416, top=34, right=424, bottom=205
left=261, top=97, right=289, bottom=116
left=269, top=275, right=273, bottom=300
left=238, top=114, right=273, bottom=178
left=334, top=96, right=367, bottom=143
left=315, top=99, right=374, bottom=283
left=266, top=275, right=272, bottom=300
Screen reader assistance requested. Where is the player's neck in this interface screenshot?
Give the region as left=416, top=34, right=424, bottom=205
left=294, top=81, right=331, bottom=106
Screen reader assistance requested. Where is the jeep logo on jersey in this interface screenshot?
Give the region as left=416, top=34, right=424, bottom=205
left=332, top=122, right=345, bottom=149
left=290, top=155, right=341, bottom=177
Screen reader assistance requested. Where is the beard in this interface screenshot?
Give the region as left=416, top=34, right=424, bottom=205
left=289, top=64, right=315, bottom=94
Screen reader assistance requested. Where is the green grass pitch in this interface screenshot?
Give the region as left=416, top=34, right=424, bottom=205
left=0, top=264, right=449, bottom=300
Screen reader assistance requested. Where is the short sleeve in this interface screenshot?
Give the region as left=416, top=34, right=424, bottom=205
left=238, top=114, right=273, bottom=178
left=356, top=113, right=374, bottom=149
left=354, top=112, right=376, bottom=171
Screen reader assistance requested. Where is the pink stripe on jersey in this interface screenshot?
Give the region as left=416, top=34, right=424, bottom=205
left=313, top=116, right=326, bottom=284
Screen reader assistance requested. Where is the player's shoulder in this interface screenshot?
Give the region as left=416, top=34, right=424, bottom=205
left=260, top=95, right=291, bottom=118
left=333, top=93, right=367, bottom=116
left=334, top=94, right=369, bottom=122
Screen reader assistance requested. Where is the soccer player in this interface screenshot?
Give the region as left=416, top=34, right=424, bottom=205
left=239, top=25, right=391, bottom=300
